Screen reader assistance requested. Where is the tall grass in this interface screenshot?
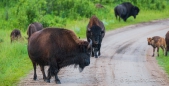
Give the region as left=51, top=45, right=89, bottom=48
left=0, top=30, right=32, bottom=86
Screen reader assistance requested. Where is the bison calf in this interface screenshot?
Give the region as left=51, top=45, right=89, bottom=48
left=147, top=36, right=166, bottom=57
left=10, top=29, right=22, bottom=43
left=28, top=28, right=92, bottom=84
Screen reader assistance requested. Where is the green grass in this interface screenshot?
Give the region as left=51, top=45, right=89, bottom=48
left=0, top=30, right=32, bottom=86
left=0, top=9, right=169, bottom=86
left=157, top=50, right=169, bottom=76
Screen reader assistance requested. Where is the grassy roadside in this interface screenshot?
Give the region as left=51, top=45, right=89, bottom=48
left=157, top=50, right=169, bottom=76
left=0, top=9, right=169, bottom=86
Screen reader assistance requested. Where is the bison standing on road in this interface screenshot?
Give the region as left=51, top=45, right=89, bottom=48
left=28, top=28, right=92, bottom=84
left=27, top=22, right=43, bottom=39
left=114, top=2, right=140, bottom=22
left=10, top=29, right=22, bottom=43
left=86, top=15, right=105, bottom=58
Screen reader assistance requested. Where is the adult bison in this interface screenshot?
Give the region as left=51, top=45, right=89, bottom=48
left=27, top=22, right=43, bottom=39
left=28, top=28, right=92, bottom=84
left=114, top=2, right=140, bottom=22
left=86, top=15, right=105, bottom=58
left=165, top=31, right=169, bottom=56
left=10, top=29, right=22, bottom=43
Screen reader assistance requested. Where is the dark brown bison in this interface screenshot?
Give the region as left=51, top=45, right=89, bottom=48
left=147, top=36, right=166, bottom=57
left=165, top=31, right=169, bottom=56
left=27, top=22, right=43, bottom=39
left=114, top=2, right=140, bottom=22
left=28, top=28, right=92, bottom=84
left=10, top=29, right=22, bottom=43
left=86, top=15, right=105, bottom=58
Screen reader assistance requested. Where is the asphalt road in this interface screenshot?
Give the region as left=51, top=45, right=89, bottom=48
left=18, top=19, right=169, bottom=86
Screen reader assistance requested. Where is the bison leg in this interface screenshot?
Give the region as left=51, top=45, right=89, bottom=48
left=32, top=62, right=37, bottom=80
left=157, top=47, right=159, bottom=57
left=152, top=47, right=155, bottom=57
left=47, top=58, right=61, bottom=84
left=55, top=72, right=61, bottom=84
left=165, top=47, right=168, bottom=56
left=92, top=48, right=94, bottom=57
left=98, top=44, right=101, bottom=56
left=40, top=65, right=47, bottom=81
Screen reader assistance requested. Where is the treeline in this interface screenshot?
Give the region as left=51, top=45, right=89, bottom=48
left=0, top=0, right=168, bottom=31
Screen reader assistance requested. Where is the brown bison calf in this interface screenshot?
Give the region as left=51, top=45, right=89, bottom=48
left=10, top=29, right=21, bottom=43
left=147, top=36, right=166, bottom=57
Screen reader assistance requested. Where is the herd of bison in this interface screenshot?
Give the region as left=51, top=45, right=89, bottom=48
left=8, top=2, right=168, bottom=84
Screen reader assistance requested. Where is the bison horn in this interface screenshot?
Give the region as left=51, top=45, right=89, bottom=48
left=87, top=39, right=92, bottom=49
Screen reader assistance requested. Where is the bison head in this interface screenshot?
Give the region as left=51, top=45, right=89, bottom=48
left=147, top=38, right=152, bottom=45
left=77, top=40, right=92, bottom=72
left=88, top=25, right=104, bottom=45
left=132, top=6, right=140, bottom=19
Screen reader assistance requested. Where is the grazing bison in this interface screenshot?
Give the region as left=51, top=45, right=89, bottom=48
left=86, top=15, right=105, bottom=58
left=147, top=36, right=166, bottom=57
left=10, top=29, right=21, bottom=43
left=114, top=2, right=140, bottom=22
left=165, top=31, right=169, bottom=56
left=27, top=22, right=43, bottom=39
left=28, top=28, right=92, bottom=84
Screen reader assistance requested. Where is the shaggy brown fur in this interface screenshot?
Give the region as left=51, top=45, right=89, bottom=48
left=147, top=36, right=166, bottom=57
left=27, top=22, right=43, bottom=39
left=28, top=28, right=92, bottom=84
left=165, top=31, right=169, bottom=56
left=10, top=29, right=22, bottom=43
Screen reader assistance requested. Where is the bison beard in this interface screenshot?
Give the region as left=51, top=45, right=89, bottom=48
left=28, top=28, right=92, bottom=84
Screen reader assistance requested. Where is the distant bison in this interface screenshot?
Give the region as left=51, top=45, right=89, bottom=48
left=10, top=29, right=22, bottom=43
left=86, top=15, right=105, bottom=58
left=28, top=28, right=92, bottom=84
left=27, top=22, right=43, bottom=39
left=165, top=31, right=169, bottom=56
left=147, top=36, right=166, bottom=57
left=114, top=2, right=140, bottom=22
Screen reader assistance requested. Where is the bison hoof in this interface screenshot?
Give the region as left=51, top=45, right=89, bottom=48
left=46, top=79, right=50, bottom=83
left=55, top=80, right=61, bottom=84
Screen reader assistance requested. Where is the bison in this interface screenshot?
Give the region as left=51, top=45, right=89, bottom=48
left=86, top=15, right=105, bottom=58
left=114, top=2, right=140, bottom=22
left=165, top=31, right=169, bottom=56
left=147, top=36, right=166, bottom=57
left=28, top=28, right=92, bottom=84
left=27, top=22, right=43, bottom=39
left=10, top=29, right=22, bottom=43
